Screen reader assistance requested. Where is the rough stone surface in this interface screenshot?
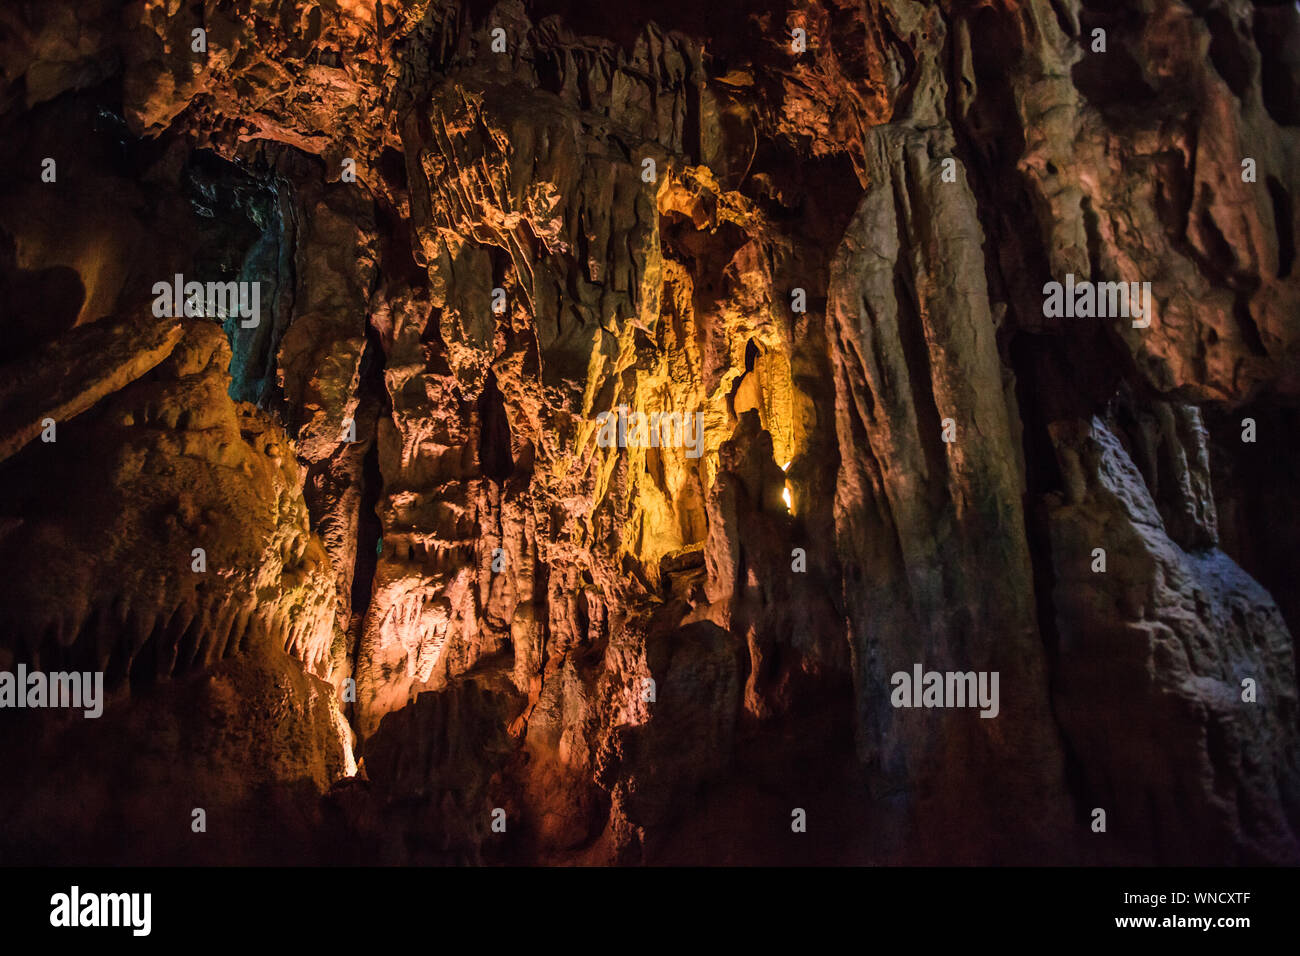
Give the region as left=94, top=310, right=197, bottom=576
left=0, top=0, right=1296, bottom=864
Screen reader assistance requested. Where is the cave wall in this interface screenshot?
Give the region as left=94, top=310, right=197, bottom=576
left=0, top=0, right=1296, bottom=865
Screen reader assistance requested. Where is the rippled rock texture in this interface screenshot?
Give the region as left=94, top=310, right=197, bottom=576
left=0, top=0, right=1296, bottom=865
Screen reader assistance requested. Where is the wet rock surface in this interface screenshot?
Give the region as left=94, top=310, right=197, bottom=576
left=0, top=0, right=1296, bottom=864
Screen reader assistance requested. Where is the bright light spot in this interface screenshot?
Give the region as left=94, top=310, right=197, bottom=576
left=781, top=460, right=791, bottom=472
left=782, top=484, right=793, bottom=511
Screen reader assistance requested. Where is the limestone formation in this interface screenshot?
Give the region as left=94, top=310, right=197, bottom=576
left=0, top=0, right=1296, bottom=865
